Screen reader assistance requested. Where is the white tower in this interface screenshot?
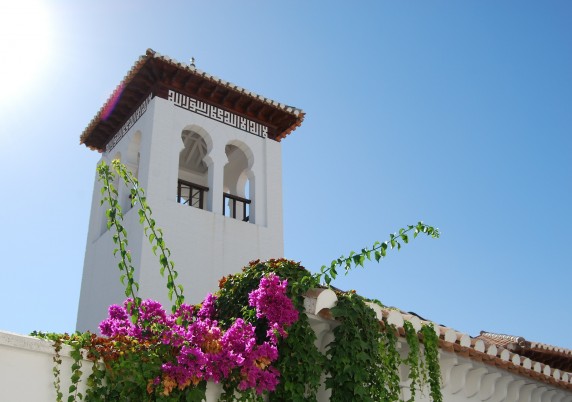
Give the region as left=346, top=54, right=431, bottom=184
left=77, top=49, right=304, bottom=332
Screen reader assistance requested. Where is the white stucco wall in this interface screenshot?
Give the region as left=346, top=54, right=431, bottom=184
left=0, top=331, right=90, bottom=402
left=77, top=96, right=284, bottom=332
left=3, top=317, right=571, bottom=402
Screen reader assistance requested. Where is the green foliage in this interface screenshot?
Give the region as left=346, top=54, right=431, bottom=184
left=84, top=357, right=106, bottom=402
left=32, top=331, right=65, bottom=402
left=403, top=321, right=424, bottom=401
left=42, top=160, right=444, bottom=402
left=377, top=323, right=401, bottom=401
left=269, top=312, right=324, bottom=401
left=68, top=337, right=86, bottom=402
left=106, top=160, right=184, bottom=313
left=32, top=332, right=92, bottom=402
left=421, top=325, right=443, bottom=402
left=325, top=293, right=385, bottom=402
left=97, top=162, right=142, bottom=315
left=325, top=295, right=443, bottom=402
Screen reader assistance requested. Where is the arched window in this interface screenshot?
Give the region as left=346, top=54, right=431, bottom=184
left=178, top=129, right=209, bottom=210
left=223, top=143, right=253, bottom=222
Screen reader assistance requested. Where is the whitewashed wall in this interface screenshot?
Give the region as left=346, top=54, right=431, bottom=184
left=77, top=96, right=284, bottom=332
left=0, top=331, right=90, bottom=402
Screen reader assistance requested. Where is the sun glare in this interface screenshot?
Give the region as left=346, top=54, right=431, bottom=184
left=0, top=0, right=54, bottom=100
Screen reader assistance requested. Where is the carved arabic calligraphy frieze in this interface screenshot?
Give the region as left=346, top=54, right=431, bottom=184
left=167, top=90, right=268, bottom=139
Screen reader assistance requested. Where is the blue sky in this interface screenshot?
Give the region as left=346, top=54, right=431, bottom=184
left=1, top=1, right=571, bottom=349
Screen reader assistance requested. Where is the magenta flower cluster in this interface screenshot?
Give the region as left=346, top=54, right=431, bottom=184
left=248, top=273, right=299, bottom=342
left=98, top=274, right=298, bottom=396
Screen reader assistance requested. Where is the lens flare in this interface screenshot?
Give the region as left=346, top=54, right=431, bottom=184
left=101, top=84, right=124, bottom=121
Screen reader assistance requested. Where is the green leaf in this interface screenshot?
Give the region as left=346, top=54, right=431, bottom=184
left=352, top=254, right=361, bottom=266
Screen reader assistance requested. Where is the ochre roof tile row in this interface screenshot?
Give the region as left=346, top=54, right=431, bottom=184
left=478, top=331, right=572, bottom=373
left=303, top=288, right=572, bottom=392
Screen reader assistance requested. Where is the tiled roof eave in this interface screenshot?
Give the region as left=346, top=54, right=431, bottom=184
left=80, top=49, right=305, bottom=151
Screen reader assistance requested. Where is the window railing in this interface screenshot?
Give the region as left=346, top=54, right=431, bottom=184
left=177, top=179, right=209, bottom=210
left=223, top=193, right=251, bottom=222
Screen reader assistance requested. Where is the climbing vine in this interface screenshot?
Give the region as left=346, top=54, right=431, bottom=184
left=98, top=159, right=184, bottom=314
left=325, top=292, right=386, bottom=402
left=403, top=320, right=424, bottom=401
left=38, top=160, right=443, bottom=402
left=422, top=324, right=443, bottom=402
left=97, top=162, right=142, bottom=316
left=324, top=294, right=442, bottom=402
left=377, top=321, right=402, bottom=401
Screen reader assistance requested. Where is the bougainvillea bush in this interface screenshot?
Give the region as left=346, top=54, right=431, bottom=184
left=91, top=271, right=299, bottom=400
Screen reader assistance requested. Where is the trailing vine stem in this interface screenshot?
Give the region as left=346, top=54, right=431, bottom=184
left=53, top=341, right=63, bottom=402
left=317, top=222, right=440, bottom=286
left=32, top=331, right=64, bottom=402
left=109, top=159, right=184, bottom=313
left=97, top=162, right=141, bottom=316
left=68, top=341, right=84, bottom=402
